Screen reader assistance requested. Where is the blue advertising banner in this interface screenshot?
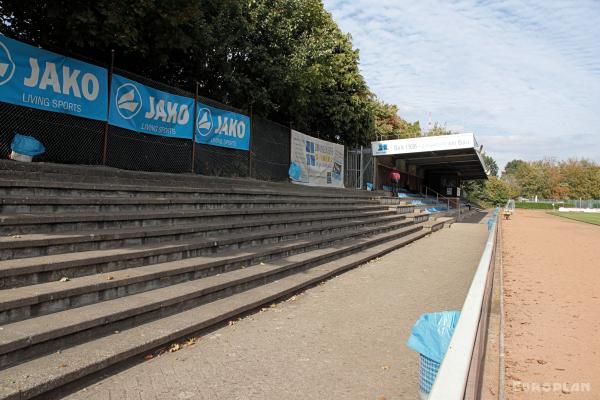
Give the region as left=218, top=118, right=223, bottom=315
left=0, top=35, right=108, bottom=121
left=195, top=103, right=250, bottom=151
left=108, top=74, right=194, bottom=139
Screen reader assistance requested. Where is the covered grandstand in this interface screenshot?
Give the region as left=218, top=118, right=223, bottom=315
left=370, top=133, right=488, bottom=197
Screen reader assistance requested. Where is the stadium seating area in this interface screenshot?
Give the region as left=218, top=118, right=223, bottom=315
left=0, top=160, right=464, bottom=400
left=375, top=186, right=471, bottom=217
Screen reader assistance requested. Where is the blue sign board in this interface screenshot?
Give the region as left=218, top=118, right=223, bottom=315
left=195, top=103, right=250, bottom=151
left=0, top=35, right=108, bottom=121
left=108, top=74, right=194, bottom=139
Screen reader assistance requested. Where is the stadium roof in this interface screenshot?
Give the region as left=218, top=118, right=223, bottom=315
left=370, top=133, right=488, bottom=180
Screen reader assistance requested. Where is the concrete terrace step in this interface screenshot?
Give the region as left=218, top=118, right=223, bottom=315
left=0, top=204, right=390, bottom=235
left=425, top=216, right=456, bottom=231
left=0, top=216, right=417, bottom=289
left=0, top=210, right=396, bottom=258
left=0, top=180, right=378, bottom=201
left=0, top=161, right=373, bottom=197
left=0, top=223, right=425, bottom=368
left=0, top=228, right=431, bottom=400
left=0, top=195, right=379, bottom=214
left=0, top=221, right=422, bottom=324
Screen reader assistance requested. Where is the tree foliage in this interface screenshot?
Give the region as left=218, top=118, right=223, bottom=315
left=464, top=156, right=600, bottom=207
left=372, top=100, right=421, bottom=139
left=502, top=158, right=600, bottom=200
left=426, top=122, right=453, bottom=136
left=0, top=0, right=377, bottom=144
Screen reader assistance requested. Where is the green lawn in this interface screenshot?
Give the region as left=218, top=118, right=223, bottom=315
left=549, top=212, right=600, bottom=226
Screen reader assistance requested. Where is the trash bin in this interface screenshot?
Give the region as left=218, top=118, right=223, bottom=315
left=407, top=310, right=460, bottom=400
left=10, top=134, right=45, bottom=162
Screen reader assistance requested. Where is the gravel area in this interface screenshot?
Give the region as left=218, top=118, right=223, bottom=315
left=503, top=210, right=600, bottom=399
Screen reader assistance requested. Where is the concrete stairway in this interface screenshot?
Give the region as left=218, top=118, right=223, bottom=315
left=0, top=161, right=443, bottom=399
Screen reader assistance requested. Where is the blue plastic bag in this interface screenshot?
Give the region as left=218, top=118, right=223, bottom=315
left=288, top=162, right=302, bottom=181
left=406, top=310, right=460, bottom=363
left=11, top=134, right=45, bottom=157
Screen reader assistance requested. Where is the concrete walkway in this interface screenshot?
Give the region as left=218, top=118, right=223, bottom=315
left=63, top=220, right=488, bottom=400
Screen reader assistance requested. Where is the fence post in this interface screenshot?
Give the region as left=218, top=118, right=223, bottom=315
left=191, top=82, right=198, bottom=173
left=248, top=104, right=253, bottom=178
left=102, top=49, right=115, bottom=165
left=359, top=145, right=364, bottom=190
left=288, top=122, right=293, bottom=182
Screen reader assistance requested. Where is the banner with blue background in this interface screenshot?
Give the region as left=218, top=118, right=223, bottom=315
left=108, top=74, right=194, bottom=139
left=0, top=35, right=108, bottom=121
left=195, top=103, right=250, bottom=151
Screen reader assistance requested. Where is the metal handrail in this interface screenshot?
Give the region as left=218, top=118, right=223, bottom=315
left=422, top=185, right=462, bottom=213
left=428, top=210, right=499, bottom=400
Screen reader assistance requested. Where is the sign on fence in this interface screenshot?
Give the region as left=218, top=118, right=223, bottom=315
left=0, top=35, right=108, bottom=121
left=0, top=36, right=254, bottom=149
left=290, top=130, right=344, bottom=188
left=195, top=103, right=250, bottom=151
left=108, top=74, right=194, bottom=139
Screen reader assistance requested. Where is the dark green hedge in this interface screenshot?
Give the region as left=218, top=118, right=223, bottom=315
left=515, top=202, right=554, bottom=209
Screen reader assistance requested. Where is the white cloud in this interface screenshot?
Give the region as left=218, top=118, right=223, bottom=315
left=323, top=0, right=600, bottom=169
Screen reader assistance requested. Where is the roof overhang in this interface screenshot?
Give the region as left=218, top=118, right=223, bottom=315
left=371, top=133, right=488, bottom=180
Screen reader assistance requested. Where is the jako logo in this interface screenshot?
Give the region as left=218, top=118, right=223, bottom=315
left=0, top=40, right=16, bottom=86
left=196, top=108, right=213, bottom=136
left=115, top=83, right=142, bottom=119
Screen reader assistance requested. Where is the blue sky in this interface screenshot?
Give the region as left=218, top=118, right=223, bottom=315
left=322, top=0, right=600, bottom=169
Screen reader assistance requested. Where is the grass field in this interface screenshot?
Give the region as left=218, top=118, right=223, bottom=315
left=549, top=212, right=600, bottom=226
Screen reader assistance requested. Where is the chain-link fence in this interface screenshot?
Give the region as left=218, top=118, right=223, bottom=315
left=0, top=66, right=296, bottom=181
left=252, top=116, right=290, bottom=181
left=0, top=102, right=104, bottom=165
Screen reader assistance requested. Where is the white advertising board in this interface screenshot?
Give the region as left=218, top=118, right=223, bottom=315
left=371, top=133, right=476, bottom=156
left=289, top=130, right=344, bottom=188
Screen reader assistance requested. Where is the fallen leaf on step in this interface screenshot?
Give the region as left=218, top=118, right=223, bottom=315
left=59, top=277, right=70, bottom=282
left=381, top=365, right=390, bottom=370
left=10, top=235, right=21, bottom=239
left=169, top=343, right=181, bottom=353
left=144, top=354, right=153, bottom=360
left=106, top=275, right=114, bottom=280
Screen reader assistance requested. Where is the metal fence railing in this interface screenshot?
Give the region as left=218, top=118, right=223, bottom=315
left=0, top=78, right=296, bottom=182
left=428, top=209, right=500, bottom=400
left=519, top=198, right=600, bottom=208
left=0, top=38, right=309, bottom=182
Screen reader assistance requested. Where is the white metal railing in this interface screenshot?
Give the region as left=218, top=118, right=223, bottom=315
left=428, top=210, right=499, bottom=400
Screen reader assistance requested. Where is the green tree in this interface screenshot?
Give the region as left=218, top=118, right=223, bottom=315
left=0, top=0, right=376, bottom=145
left=372, top=99, right=421, bottom=139
left=426, top=122, right=452, bottom=136
left=480, top=177, right=516, bottom=206
left=502, top=159, right=527, bottom=177
left=483, top=154, right=498, bottom=177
